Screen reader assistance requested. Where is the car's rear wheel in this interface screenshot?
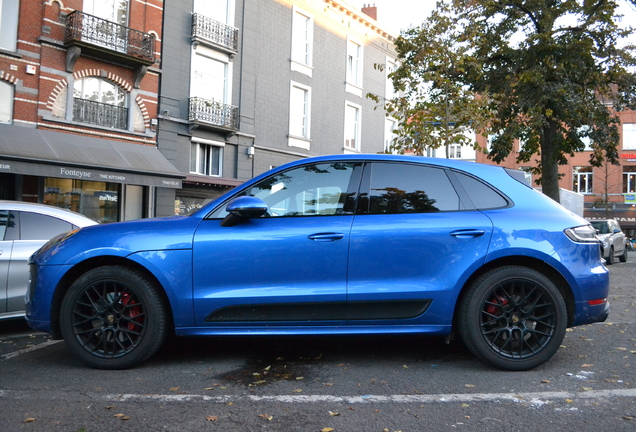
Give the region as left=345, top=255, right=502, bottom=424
left=607, top=247, right=614, bottom=265
left=619, top=248, right=627, bottom=263
left=60, top=266, right=167, bottom=369
left=458, top=266, right=567, bottom=371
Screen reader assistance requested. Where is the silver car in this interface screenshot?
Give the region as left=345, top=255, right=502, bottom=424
left=590, top=219, right=627, bottom=265
left=0, top=201, right=97, bottom=319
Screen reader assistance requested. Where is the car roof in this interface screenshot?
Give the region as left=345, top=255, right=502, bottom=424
left=0, top=200, right=98, bottom=227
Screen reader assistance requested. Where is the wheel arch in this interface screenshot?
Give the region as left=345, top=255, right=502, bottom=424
left=453, top=256, right=576, bottom=331
left=49, top=256, right=175, bottom=339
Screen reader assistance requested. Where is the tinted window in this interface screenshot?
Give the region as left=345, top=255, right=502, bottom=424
left=20, top=212, right=73, bottom=240
left=454, top=171, right=508, bottom=209
left=362, top=163, right=460, bottom=214
left=209, top=162, right=359, bottom=218
left=0, top=210, right=12, bottom=240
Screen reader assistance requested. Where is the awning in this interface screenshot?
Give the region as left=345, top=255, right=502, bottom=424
left=0, top=124, right=183, bottom=188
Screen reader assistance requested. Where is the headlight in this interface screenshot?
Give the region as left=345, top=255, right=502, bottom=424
left=36, top=229, right=81, bottom=255
left=564, top=225, right=599, bottom=243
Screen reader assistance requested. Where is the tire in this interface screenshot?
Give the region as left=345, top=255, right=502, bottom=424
left=619, top=248, right=627, bottom=263
left=60, top=266, right=168, bottom=369
left=457, top=266, right=567, bottom=371
left=607, top=247, right=614, bottom=265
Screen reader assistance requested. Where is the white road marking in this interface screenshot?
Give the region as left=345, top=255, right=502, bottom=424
left=103, top=388, right=636, bottom=404
left=0, top=340, right=62, bottom=360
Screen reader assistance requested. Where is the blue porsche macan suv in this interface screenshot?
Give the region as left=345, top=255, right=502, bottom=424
left=25, top=155, right=609, bottom=370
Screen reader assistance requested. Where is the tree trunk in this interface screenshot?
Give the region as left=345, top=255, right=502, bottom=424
left=541, top=121, right=561, bottom=203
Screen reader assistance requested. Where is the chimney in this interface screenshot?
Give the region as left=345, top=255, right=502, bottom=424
left=361, top=3, right=377, bottom=21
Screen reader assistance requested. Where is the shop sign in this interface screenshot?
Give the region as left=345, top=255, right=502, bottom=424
left=626, top=194, right=636, bottom=204
left=621, top=153, right=636, bottom=161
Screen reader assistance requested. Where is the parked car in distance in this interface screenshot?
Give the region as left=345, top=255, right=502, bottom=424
left=25, top=155, right=610, bottom=371
left=590, top=219, right=627, bottom=265
left=0, top=200, right=97, bottom=320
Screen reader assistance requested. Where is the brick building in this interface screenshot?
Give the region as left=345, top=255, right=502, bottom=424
left=0, top=0, right=182, bottom=223
left=157, top=0, right=398, bottom=215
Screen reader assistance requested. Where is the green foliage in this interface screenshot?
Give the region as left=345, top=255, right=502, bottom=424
left=383, top=0, right=636, bottom=202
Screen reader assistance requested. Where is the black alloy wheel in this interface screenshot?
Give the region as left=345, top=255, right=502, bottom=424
left=60, top=266, right=167, bottom=369
left=458, top=266, right=567, bottom=371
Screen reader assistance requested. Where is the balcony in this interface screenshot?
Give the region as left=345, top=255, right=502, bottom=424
left=73, top=98, right=128, bottom=130
left=189, top=97, right=239, bottom=132
left=64, top=11, right=155, bottom=86
left=192, top=13, right=239, bottom=56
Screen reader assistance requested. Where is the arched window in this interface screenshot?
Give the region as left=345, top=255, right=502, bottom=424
left=0, top=81, right=13, bottom=123
left=73, top=77, right=128, bottom=129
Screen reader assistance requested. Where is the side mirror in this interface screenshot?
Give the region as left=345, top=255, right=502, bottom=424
left=613, top=228, right=621, bottom=234
left=220, top=196, right=268, bottom=227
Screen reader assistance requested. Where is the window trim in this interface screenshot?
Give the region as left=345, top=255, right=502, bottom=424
left=191, top=45, right=232, bottom=102
left=288, top=80, right=311, bottom=150
left=0, top=80, right=14, bottom=123
left=190, top=137, right=224, bottom=177
left=0, top=0, right=20, bottom=52
left=623, top=123, right=636, bottom=150
left=572, top=166, right=594, bottom=194
left=344, top=101, right=361, bottom=153
left=345, top=36, right=363, bottom=96
left=290, top=5, right=314, bottom=77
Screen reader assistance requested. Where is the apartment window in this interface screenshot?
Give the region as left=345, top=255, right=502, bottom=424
left=624, top=166, right=636, bottom=193
left=385, top=58, right=397, bottom=100
left=194, top=0, right=229, bottom=24
left=384, top=118, right=396, bottom=153
left=573, top=166, right=593, bottom=194
left=346, top=38, right=363, bottom=95
left=578, top=125, right=593, bottom=150
left=623, top=123, right=636, bottom=150
left=73, top=77, right=128, bottom=129
left=290, top=7, right=313, bottom=76
left=192, top=50, right=228, bottom=102
left=344, top=102, right=361, bottom=151
left=0, top=81, right=13, bottom=123
left=288, top=82, right=311, bottom=149
left=448, top=143, right=462, bottom=159
left=83, top=0, right=128, bottom=25
left=190, top=139, right=223, bottom=177
left=0, top=0, right=18, bottom=52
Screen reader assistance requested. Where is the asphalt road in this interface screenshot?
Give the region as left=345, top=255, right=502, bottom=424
left=0, top=260, right=635, bottom=432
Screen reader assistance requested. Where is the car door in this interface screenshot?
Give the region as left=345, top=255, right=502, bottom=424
left=0, top=209, right=15, bottom=314
left=6, top=211, right=75, bottom=312
left=346, top=162, right=496, bottom=327
left=192, top=161, right=362, bottom=326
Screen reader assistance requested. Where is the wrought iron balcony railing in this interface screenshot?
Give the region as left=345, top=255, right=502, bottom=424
left=189, top=97, right=239, bottom=131
left=192, top=13, right=239, bottom=54
left=73, top=98, right=129, bottom=130
left=65, top=11, right=155, bottom=64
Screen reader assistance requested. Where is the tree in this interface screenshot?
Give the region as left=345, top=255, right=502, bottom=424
left=388, top=0, right=636, bottom=202
left=369, top=5, right=493, bottom=157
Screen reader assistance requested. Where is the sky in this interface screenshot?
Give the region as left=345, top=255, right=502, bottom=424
left=367, top=0, right=636, bottom=42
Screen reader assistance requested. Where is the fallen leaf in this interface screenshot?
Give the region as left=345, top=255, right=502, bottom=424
left=581, top=364, right=593, bottom=367
left=617, top=347, right=628, bottom=351
left=114, top=413, right=126, bottom=418
left=461, top=403, right=470, bottom=407
left=225, top=402, right=233, bottom=406
left=169, top=387, right=179, bottom=391
left=329, top=411, right=340, bottom=416
left=296, top=377, right=304, bottom=380
left=624, top=416, right=633, bottom=421
left=465, top=384, right=475, bottom=388
left=293, top=389, right=303, bottom=393
left=258, top=414, right=273, bottom=421
left=105, top=406, right=114, bottom=409
left=204, top=387, right=215, bottom=390
left=206, top=415, right=218, bottom=422
left=565, top=399, right=573, bottom=403
left=403, top=365, right=409, bottom=369
left=23, top=418, right=36, bottom=423
left=321, top=428, right=335, bottom=432
left=541, top=380, right=551, bottom=383
left=324, top=383, right=334, bottom=386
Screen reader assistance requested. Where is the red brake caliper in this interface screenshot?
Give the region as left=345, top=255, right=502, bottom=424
left=121, top=292, right=142, bottom=330
left=486, top=295, right=508, bottom=316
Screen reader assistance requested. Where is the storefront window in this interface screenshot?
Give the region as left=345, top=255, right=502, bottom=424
left=44, top=178, right=119, bottom=223
left=174, top=196, right=207, bottom=216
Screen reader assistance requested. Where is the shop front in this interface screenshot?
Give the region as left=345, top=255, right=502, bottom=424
left=0, top=125, right=183, bottom=223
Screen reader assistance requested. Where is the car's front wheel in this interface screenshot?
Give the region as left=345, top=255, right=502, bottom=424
left=619, top=248, right=627, bottom=263
left=607, top=247, right=614, bottom=265
left=60, top=266, right=168, bottom=369
left=458, top=266, right=567, bottom=371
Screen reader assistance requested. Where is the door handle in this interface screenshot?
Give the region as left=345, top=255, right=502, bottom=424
left=450, top=229, right=486, bottom=239
left=308, top=233, right=344, bottom=242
